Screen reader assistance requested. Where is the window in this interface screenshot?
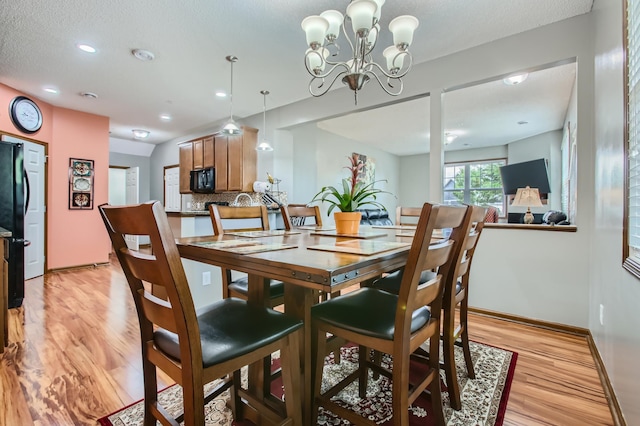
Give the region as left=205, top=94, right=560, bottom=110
left=625, top=0, right=640, bottom=278
left=443, top=159, right=506, bottom=215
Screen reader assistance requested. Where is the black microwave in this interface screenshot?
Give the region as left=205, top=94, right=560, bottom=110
left=190, top=167, right=215, bottom=193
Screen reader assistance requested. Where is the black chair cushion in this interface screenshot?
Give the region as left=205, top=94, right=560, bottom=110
left=228, top=277, right=285, bottom=299
left=311, top=287, right=431, bottom=340
left=154, top=298, right=302, bottom=367
left=372, top=269, right=437, bottom=294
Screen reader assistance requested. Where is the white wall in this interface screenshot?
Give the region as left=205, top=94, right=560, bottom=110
left=289, top=122, right=400, bottom=223
left=592, top=0, right=640, bottom=423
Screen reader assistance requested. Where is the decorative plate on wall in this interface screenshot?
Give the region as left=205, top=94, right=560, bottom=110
left=69, top=158, right=94, bottom=209
left=72, top=177, right=91, bottom=192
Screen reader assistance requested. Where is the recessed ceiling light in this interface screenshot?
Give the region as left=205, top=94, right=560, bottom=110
left=43, top=87, right=59, bottom=94
left=77, top=44, right=96, bottom=53
left=444, top=132, right=458, bottom=144
left=132, top=129, right=150, bottom=139
left=216, top=91, right=227, bottom=97
left=132, top=49, right=155, bottom=61
left=79, top=92, right=98, bottom=99
left=159, top=114, right=172, bottom=122
left=503, top=73, right=529, bottom=85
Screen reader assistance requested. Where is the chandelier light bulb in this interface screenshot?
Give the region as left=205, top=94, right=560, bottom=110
left=389, top=15, right=419, bottom=50
left=346, top=0, right=377, bottom=36
left=320, top=10, right=344, bottom=41
left=302, top=16, right=329, bottom=49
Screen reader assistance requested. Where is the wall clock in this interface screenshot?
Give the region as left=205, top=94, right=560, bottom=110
left=9, top=96, right=43, bottom=134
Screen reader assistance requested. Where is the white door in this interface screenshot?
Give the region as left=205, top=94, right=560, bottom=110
left=1, top=136, right=46, bottom=280
left=164, top=166, right=181, bottom=212
left=124, top=167, right=140, bottom=250
left=23, top=141, right=45, bottom=279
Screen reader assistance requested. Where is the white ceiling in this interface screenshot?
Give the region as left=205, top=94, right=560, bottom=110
left=318, top=61, right=577, bottom=156
left=0, top=0, right=591, bottom=152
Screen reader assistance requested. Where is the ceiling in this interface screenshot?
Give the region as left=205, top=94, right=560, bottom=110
left=317, top=61, right=577, bottom=156
left=0, top=1, right=591, bottom=151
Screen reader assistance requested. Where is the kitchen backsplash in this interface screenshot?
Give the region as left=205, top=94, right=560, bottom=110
left=184, top=191, right=288, bottom=211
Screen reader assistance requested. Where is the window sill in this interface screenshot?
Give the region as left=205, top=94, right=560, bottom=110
left=484, top=223, right=577, bottom=232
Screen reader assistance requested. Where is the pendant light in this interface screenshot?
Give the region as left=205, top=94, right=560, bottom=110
left=221, top=55, right=242, bottom=135
left=256, top=90, right=274, bottom=151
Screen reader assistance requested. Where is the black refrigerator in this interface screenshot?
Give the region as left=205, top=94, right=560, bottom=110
left=0, top=141, right=28, bottom=308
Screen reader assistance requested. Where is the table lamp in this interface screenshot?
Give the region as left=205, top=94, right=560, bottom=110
left=511, top=186, right=543, bottom=224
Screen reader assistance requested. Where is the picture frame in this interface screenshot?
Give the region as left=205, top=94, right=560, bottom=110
left=69, top=158, right=94, bottom=210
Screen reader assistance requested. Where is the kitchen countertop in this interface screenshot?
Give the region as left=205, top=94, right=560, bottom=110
left=0, top=227, right=11, bottom=238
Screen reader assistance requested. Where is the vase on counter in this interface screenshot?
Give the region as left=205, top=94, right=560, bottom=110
left=334, top=212, right=361, bottom=234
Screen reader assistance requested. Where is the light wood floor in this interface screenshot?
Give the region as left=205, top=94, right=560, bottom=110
left=0, top=258, right=613, bottom=425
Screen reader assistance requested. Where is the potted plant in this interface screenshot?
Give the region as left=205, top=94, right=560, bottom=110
left=311, top=153, right=391, bottom=234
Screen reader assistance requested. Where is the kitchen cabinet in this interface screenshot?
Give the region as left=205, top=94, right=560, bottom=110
left=179, top=136, right=216, bottom=194
left=179, top=143, right=193, bottom=194
left=179, top=127, right=257, bottom=194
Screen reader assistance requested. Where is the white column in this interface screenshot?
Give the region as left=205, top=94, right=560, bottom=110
left=429, top=89, right=444, bottom=203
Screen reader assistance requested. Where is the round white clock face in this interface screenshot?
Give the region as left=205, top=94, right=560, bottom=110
left=10, top=96, right=43, bottom=134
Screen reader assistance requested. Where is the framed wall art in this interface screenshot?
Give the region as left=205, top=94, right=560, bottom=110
left=69, top=158, right=94, bottom=210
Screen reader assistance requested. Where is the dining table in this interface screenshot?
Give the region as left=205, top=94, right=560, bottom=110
left=176, top=224, right=417, bottom=424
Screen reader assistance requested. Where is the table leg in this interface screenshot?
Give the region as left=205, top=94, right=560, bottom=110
left=284, top=284, right=316, bottom=426
left=247, top=275, right=271, bottom=404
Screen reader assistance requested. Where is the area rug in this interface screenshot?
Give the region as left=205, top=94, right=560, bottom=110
left=98, top=341, right=517, bottom=426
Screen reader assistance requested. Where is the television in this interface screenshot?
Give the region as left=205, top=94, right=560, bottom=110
left=189, top=167, right=215, bottom=193
left=499, top=158, right=551, bottom=195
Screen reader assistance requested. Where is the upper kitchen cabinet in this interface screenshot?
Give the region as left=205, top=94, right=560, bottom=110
left=179, top=143, right=193, bottom=194
left=227, top=127, right=257, bottom=192
left=179, top=127, right=257, bottom=194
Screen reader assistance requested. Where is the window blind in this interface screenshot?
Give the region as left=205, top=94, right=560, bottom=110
left=629, top=0, right=640, bottom=260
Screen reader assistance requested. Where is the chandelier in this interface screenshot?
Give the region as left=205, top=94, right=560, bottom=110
left=301, top=0, right=419, bottom=104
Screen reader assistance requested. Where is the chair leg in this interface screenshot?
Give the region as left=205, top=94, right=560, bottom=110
left=229, top=370, right=242, bottom=419
left=391, top=354, right=410, bottom=426
left=182, top=372, right=205, bottom=425
left=428, top=334, right=446, bottom=426
left=459, top=300, right=475, bottom=379
left=358, top=345, right=371, bottom=399
left=142, top=358, right=158, bottom=426
left=429, top=366, right=446, bottom=426
left=311, top=323, right=329, bottom=426
left=443, top=327, right=461, bottom=410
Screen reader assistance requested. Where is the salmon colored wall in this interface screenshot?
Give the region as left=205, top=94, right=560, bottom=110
left=0, top=83, right=111, bottom=269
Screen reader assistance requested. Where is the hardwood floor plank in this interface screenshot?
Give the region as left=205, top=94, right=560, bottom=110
left=0, top=258, right=614, bottom=425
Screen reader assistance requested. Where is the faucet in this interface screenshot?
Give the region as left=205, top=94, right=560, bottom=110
left=231, top=193, right=255, bottom=207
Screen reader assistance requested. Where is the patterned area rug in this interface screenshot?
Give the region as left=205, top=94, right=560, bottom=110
left=99, top=341, right=516, bottom=426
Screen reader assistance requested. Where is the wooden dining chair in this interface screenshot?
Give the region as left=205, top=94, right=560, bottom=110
left=100, top=201, right=303, bottom=426
left=372, top=204, right=486, bottom=411
left=208, top=204, right=285, bottom=307
left=396, top=206, right=423, bottom=226
left=441, top=205, right=487, bottom=410
left=310, top=203, right=470, bottom=426
left=280, top=204, right=323, bottom=229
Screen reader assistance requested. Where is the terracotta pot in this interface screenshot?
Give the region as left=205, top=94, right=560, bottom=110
left=334, top=211, right=362, bottom=234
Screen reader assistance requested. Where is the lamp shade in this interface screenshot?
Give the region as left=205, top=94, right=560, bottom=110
left=346, top=0, right=377, bottom=35
left=306, top=48, right=329, bottom=73
left=389, top=15, right=419, bottom=49
left=221, top=118, right=241, bottom=135
left=383, top=45, right=404, bottom=71
left=302, top=15, right=329, bottom=48
left=371, top=0, right=385, bottom=20
left=320, top=10, right=343, bottom=40
left=511, top=186, right=543, bottom=207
